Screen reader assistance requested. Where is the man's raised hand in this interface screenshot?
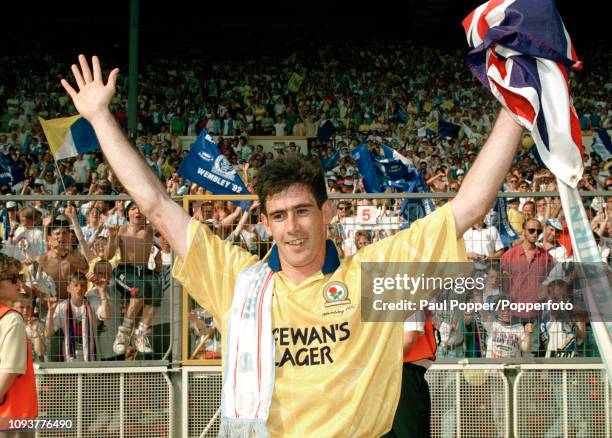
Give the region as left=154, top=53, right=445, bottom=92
left=60, top=55, right=119, bottom=122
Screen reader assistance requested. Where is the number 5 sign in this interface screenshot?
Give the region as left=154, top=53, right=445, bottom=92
left=357, top=205, right=378, bottom=224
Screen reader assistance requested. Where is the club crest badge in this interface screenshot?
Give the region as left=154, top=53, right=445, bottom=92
left=323, top=282, right=350, bottom=307
left=212, top=155, right=236, bottom=180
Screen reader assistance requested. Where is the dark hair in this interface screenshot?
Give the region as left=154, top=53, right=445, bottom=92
left=69, top=271, right=88, bottom=284
left=256, top=154, right=327, bottom=214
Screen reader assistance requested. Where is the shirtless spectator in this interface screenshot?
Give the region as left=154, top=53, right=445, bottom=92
left=107, top=201, right=160, bottom=355
left=38, top=217, right=88, bottom=299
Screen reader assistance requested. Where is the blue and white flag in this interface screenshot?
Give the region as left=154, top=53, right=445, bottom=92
left=322, top=149, right=340, bottom=171
left=350, top=143, right=434, bottom=224
left=349, top=144, right=384, bottom=193
left=178, top=130, right=250, bottom=207
left=398, top=171, right=436, bottom=224
left=492, top=195, right=519, bottom=247
left=591, top=129, right=612, bottom=162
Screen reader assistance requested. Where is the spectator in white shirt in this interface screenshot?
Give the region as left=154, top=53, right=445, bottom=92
left=463, top=216, right=504, bottom=268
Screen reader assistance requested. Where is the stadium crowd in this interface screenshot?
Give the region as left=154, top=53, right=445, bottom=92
left=0, top=38, right=610, bottom=362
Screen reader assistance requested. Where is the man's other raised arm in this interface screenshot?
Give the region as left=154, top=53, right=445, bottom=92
left=61, top=55, right=190, bottom=258
left=451, top=109, right=523, bottom=238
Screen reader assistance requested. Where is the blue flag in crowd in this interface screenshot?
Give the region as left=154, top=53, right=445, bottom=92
left=398, top=171, right=436, bottom=224
left=0, top=154, right=25, bottom=188
left=178, top=130, right=251, bottom=208
left=591, top=129, right=612, bottom=162
left=492, top=195, right=519, bottom=247
left=350, top=143, right=435, bottom=224
left=350, top=144, right=385, bottom=193
left=438, top=121, right=461, bottom=139
left=322, top=148, right=340, bottom=171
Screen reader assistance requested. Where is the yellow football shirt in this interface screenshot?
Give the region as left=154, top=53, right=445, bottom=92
left=173, top=203, right=466, bottom=437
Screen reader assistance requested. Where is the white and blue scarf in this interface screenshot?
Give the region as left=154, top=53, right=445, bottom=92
left=219, top=262, right=276, bottom=437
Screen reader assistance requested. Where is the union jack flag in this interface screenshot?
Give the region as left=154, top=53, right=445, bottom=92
left=463, top=0, right=612, bottom=383
left=462, top=0, right=584, bottom=187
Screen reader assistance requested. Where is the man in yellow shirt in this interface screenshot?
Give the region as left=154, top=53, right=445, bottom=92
left=60, top=55, right=524, bottom=437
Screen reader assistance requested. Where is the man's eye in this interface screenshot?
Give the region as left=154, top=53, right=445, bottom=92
left=297, top=209, right=309, bottom=216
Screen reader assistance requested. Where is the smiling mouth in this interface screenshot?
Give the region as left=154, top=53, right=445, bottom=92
left=286, top=239, right=306, bottom=246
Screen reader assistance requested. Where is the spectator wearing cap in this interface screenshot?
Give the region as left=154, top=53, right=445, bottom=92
left=540, top=219, right=570, bottom=263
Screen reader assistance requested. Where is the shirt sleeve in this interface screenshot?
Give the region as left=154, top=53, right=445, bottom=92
left=0, top=312, right=27, bottom=374
left=491, top=227, right=504, bottom=252
left=172, top=218, right=259, bottom=321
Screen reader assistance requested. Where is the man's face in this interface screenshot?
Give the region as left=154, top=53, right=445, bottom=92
left=50, top=228, right=70, bottom=251
left=260, top=184, right=332, bottom=273
left=523, top=220, right=541, bottom=244
left=336, top=203, right=351, bottom=218
left=544, top=225, right=559, bottom=244
left=523, top=203, right=535, bottom=219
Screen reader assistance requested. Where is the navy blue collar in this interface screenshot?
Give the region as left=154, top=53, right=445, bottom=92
left=267, top=239, right=340, bottom=274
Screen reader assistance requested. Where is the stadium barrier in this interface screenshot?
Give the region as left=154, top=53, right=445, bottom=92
left=178, top=363, right=611, bottom=438
left=35, top=366, right=174, bottom=438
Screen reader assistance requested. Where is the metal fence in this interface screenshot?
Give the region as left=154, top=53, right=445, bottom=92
left=35, top=366, right=174, bottom=438
left=180, top=363, right=611, bottom=438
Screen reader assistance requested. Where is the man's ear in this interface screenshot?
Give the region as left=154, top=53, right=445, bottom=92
left=260, top=212, right=272, bottom=237
left=322, top=200, right=333, bottom=224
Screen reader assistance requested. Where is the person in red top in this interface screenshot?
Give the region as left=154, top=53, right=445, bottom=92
left=0, top=254, right=38, bottom=437
left=501, top=218, right=555, bottom=356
